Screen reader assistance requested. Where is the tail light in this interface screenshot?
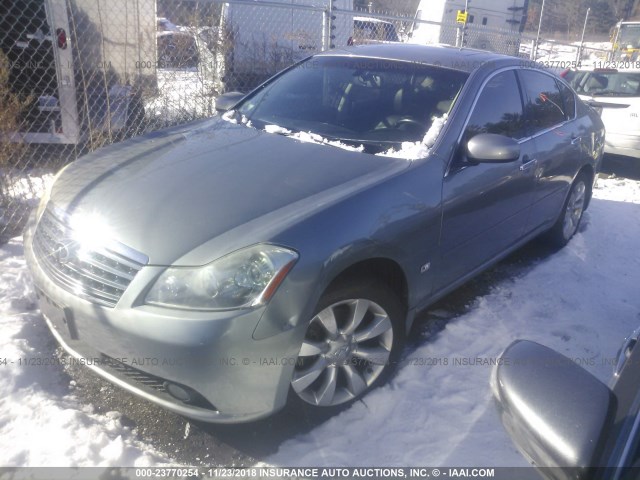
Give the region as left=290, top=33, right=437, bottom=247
left=56, top=28, right=67, bottom=49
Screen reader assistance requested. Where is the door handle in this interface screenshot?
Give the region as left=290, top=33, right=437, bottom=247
left=571, top=136, right=582, bottom=146
left=520, top=157, right=538, bottom=171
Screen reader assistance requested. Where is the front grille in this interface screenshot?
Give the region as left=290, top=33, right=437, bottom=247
left=33, top=205, right=148, bottom=308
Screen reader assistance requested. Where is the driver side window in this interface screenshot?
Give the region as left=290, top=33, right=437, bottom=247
left=465, top=70, right=526, bottom=141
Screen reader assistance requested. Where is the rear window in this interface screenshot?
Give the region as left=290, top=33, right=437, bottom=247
left=568, top=71, right=640, bottom=97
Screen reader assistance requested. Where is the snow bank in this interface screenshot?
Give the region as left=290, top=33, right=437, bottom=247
left=0, top=240, right=170, bottom=466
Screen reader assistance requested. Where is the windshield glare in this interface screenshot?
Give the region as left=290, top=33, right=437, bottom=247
left=567, top=70, right=640, bottom=97
left=236, top=56, right=469, bottom=149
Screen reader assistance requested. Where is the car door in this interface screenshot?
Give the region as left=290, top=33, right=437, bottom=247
left=437, top=69, right=538, bottom=291
left=517, top=69, right=582, bottom=231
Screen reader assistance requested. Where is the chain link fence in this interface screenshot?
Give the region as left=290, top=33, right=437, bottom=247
left=0, top=0, right=616, bottom=241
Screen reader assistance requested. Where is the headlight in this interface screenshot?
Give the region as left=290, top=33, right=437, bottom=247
left=145, top=244, right=298, bottom=310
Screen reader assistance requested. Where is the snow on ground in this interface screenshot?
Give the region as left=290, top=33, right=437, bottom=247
left=1, top=176, right=639, bottom=466
left=267, top=176, right=640, bottom=467
left=0, top=240, right=170, bottom=466
left=0, top=171, right=53, bottom=231
left=520, top=40, right=612, bottom=64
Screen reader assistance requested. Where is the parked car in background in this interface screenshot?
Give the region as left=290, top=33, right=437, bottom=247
left=348, top=16, right=400, bottom=45
left=26, top=44, right=604, bottom=423
left=564, top=68, right=640, bottom=160
left=493, top=328, right=640, bottom=478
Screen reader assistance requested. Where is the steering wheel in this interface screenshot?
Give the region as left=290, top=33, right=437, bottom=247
left=395, top=117, right=425, bottom=130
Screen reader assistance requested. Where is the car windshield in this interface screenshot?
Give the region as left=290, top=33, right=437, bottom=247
left=235, top=56, right=469, bottom=151
left=567, top=70, right=640, bottom=97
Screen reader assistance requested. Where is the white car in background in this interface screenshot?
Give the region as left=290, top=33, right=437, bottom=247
left=564, top=68, right=640, bottom=159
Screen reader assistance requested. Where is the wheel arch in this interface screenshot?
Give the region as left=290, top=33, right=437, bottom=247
left=577, top=164, right=595, bottom=210
left=323, top=257, right=410, bottom=320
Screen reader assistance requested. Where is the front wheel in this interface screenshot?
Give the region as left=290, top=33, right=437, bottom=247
left=545, top=173, right=589, bottom=247
left=290, top=282, right=404, bottom=410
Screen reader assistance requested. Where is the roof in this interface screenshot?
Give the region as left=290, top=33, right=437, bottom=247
left=317, top=43, right=519, bottom=73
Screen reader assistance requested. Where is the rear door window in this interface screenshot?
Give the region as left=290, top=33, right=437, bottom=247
left=519, top=70, right=567, bottom=135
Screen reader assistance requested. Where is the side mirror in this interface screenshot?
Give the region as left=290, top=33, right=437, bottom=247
left=466, top=133, right=520, bottom=162
left=493, top=340, right=614, bottom=480
left=215, top=91, right=245, bottom=113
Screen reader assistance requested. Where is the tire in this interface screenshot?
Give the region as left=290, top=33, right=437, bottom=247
left=289, top=280, right=405, bottom=413
left=545, top=172, right=589, bottom=247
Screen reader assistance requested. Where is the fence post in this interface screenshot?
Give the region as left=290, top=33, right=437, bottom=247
left=323, top=0, right=335, bottom=51
left=576, top=7, right=591, bottom=63
left=533, top=0, right=546, bottom=60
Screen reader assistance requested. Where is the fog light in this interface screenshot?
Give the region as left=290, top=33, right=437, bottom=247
left=164, top=382, right=192, bottom=403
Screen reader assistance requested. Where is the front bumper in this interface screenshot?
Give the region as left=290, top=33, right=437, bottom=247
left=24, top=222, right=305, bottom=423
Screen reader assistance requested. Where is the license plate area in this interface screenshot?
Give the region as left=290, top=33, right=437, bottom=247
left=35, top=287, right=79, bottom=340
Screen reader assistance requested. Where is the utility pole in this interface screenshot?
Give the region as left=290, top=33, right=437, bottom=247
left=461, top=0, right=469, bottom=47
left=533, top=0, right=546, bottom=60
left=576, top=7, right=591, bottom=63
left=457, top=0, right=470, bottom=48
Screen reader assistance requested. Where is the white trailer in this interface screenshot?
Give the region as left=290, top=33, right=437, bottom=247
left=1, top=0, right=156, bottom=144
left=216, top=0, right=353, bottom=92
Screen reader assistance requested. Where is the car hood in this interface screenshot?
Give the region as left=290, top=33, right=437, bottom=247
left=50, top=118, right=407, bottom=265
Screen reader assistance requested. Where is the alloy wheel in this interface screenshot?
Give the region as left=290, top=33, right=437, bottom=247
left=562, top=180, right=586, bottom=240
left=291, top=298, right=394, bottom=407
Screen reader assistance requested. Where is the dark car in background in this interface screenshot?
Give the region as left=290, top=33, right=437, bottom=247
left=25, top=44, right=604, bottom=423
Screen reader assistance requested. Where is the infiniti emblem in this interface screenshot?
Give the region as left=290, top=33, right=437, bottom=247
left=53, top=242, right=73, bottom=264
